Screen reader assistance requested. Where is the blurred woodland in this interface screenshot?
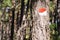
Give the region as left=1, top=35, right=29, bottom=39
left=0, top=0, right=60, bottom=40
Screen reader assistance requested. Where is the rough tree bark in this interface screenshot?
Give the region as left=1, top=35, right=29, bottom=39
left=32, top=0, right=50, bottom=40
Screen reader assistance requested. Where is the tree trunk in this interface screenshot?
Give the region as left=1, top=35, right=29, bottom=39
left=32, top=0, right=50, bottom=40
left=57, top=0, right=60, bottom=35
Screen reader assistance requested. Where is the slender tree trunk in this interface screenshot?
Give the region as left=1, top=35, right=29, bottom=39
left=57, top=0, right=60, bottom=35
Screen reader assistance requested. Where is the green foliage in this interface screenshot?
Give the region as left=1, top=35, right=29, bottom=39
left=50, top=23, right=57, bottom=30
left=0, top=10, right=2, bottom=16
left=24, top=0, right=28, bottom=5
left=3, top=0, right=12, bottom=7
left=26, top=34, right=30, bottom=39
left=58, top=36, right=60, bottom=40
left=5, top=13, right=9, bottom=21
left=49, top=1, right=55, bottom=12
left=26, top=27, right=30, bottom=39
left=50, top=23, right=60, bottom=40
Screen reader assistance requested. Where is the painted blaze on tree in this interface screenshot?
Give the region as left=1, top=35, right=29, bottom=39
left=32, top=4, right=50, bottom=40
left=38, top=8, right=48, bottom=16
left=38, top=8, right=46, bottom=13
